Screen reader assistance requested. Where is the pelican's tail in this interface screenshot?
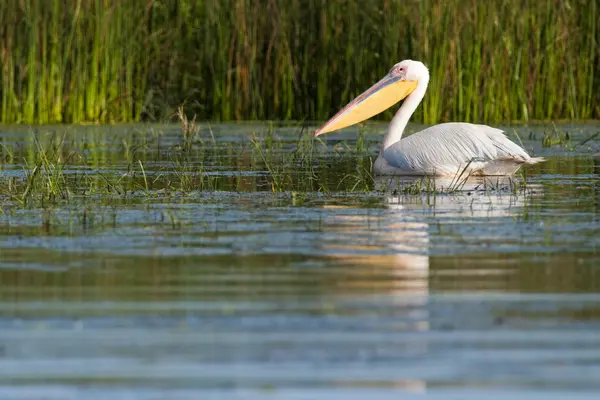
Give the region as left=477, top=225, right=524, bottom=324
left=476, top=155, right=545, bottom=175
left=496, top=155, right=545, bottom=165
left=524, top=157, right=546, bottom=165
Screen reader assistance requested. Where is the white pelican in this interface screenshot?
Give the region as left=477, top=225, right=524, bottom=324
left=314, top=60, right=545, bottom=176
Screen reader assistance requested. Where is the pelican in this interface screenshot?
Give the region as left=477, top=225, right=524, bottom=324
left=314, top=60, right=545, bottom=176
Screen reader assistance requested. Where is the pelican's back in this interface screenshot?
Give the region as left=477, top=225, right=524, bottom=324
left=381, top=123, right=544, bottom=176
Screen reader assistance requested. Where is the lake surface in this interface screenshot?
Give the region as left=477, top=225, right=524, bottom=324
left=0, top=122, right=599, bottom=399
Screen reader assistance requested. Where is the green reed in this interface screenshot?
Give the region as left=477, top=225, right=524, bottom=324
left=0, top=0, right=600, bottom=123
left=0, top=0, right=150, bottom=123
left=1, top=0, right=597, bottom=125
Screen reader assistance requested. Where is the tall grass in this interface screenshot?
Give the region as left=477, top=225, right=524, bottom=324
left=0, top=0, right=598, bottom=124
left=0, top=0, right=150, bottom=123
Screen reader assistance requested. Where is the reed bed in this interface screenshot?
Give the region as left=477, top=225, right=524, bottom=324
left=0, top=0, right=598, bottom=124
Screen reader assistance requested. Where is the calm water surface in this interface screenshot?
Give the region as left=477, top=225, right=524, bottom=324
left=0, top=122, right=599, bottom=399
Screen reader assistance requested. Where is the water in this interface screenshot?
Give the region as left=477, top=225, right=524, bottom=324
left=0, top=122, right=599, bottom=399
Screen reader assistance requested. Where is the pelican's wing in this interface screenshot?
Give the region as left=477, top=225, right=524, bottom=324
left=384, top=122, right=541, bottom=175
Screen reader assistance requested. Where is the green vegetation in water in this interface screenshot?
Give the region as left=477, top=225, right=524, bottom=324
left=0, top=116, right=549, bottom=208
left=0, top=0, right=597, bottom=124
left=541, top=123, right=573, bottom=148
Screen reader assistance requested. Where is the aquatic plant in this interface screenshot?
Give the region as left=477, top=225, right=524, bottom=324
left=0, top=121, right=556, bottom=210
left=251, top=135, right=291, bottom=192
left=0, top=0, right=597, bottom=124
left=18, top=133, right=79, bottom=203
left=542, top=123, right=573, bottom=149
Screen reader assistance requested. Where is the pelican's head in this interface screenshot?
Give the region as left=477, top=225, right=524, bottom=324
left=314, top=59, right=427, bottom=137
left=392, top=60, right=429, bottom=82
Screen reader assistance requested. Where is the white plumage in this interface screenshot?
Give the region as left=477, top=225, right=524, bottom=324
left=376, top=122, right=545, bottom=176
left=315, top=59, right=545, bottom=176
left=374, top=61, right=544, bottom=176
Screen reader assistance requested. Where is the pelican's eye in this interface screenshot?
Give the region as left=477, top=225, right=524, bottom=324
left=391, top=65, right=405, bottom=77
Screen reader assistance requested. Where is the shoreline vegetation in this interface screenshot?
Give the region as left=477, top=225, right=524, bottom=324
left=0, top=0, right=598, bottom=125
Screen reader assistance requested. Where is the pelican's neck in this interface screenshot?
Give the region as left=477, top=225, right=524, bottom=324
left=382, top=75, right=429, bottom=152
